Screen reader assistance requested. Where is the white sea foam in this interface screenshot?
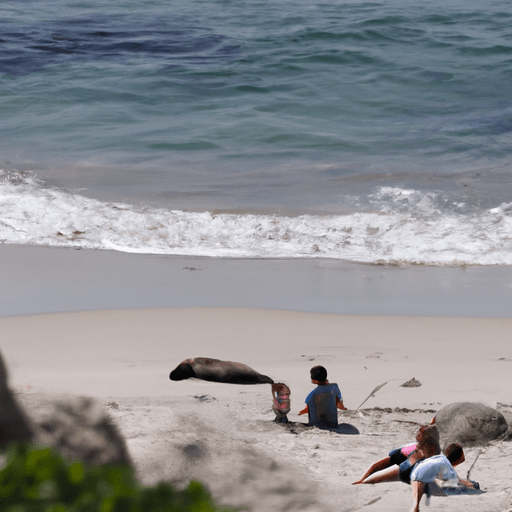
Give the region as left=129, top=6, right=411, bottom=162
left=1, top=170, right=512, bottom=266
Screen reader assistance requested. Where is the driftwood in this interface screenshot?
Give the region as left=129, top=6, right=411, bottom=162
left=356, top=382, right=388, bottom=410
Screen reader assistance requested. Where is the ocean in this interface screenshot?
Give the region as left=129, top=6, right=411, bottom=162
left=1, top=0, right=512, bottom=265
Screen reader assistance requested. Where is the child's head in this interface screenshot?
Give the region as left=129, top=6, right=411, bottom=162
left=443, top=443, right=465, bottom=467
left=310, top=365, right=327, bottom=383
left=415, top=424, right=441, bottom=455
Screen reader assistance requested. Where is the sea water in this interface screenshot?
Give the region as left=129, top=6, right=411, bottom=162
left=1, top=0, right=512, bottom=265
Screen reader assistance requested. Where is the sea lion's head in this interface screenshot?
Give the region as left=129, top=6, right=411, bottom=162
left=169, top=362, right=195, bottom=381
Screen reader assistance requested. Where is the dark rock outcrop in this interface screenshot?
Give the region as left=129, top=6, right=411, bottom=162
left=1, top=349, right=130, bottom=466
left=0, top=352, right=33, bottom=448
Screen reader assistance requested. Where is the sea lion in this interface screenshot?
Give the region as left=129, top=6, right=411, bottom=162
left=169, top=357, right=274, bottom=385
left=434, top=402, right=508, bottom=446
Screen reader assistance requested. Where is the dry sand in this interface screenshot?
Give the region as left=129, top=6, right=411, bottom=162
left=2, top=307, right=512, bottom=512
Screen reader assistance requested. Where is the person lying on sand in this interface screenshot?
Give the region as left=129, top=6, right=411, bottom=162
left=409, top=453, right=482, bottom=512
left=355, top=424, right=481, bottom=511
left=354, top=424, right=467, bottom=486
left=353, top=442, right=466, bottom=485
left=352, top=441, right=417, bottom=484
left=298, top=365, right=347, bottom=429
left=353, top=437, right=465, bottom=485
left=400, top=425, right=478, bottom=492
left=384, top=424, right=441, bottom=486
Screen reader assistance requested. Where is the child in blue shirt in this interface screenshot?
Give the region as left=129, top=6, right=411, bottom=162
left=298, top=365, right=347, bottom=429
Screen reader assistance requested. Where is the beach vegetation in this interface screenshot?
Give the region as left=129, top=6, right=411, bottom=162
left=0, top=443, right=238, bottom=512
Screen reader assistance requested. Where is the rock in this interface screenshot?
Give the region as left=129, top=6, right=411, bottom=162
left=1, top=349, right=130, bottom=466
left=31, top=395, right=132, bottom=467
left=400, top=378, right=422, bottom=388
left=0, top=351, right=34, bottom=448
left=434, top=402, right=509, bottom=446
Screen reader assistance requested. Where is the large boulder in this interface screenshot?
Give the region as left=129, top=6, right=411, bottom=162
left=29, top=395, right=132, bottom=467
left=434, top=402, right=509, bottom=446
left=0, top=349, right=130, bottom=466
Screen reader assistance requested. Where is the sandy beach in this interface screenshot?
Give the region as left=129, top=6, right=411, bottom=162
left=1, top=245, right=512, bottom=511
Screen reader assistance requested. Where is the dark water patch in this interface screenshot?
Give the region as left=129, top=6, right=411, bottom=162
left=30, top=44, right=81, bottom=55
left=52, top=36, right=77, bottom=42
left=418, top=70, right=454, bottom=83
left=87, top=31, right=135, bottom=39
left=290, top=26, right=421, bottom=45
left=0, top=14, right=237, bottom=75
left=263, top=132, right=367, bottom=152
left=289, top=29, right=392, bottom=44
left=278, top=15, right=308, bottom=28
left=450, top=114, right=512, bottom=138
left=236, top=85, right=267, bottom=93
left=442, top=34, right=475, bottom=44
left=292, top=30, right=346, bottom=41
left=426, top=40, right=455, bottom=50
left=419, top=14, right=458, bottom=25
left=360, top=15, right=410, bottom=27
left=459, top=45, right=512, bottom=57
left=148, top=141, right=220, bottom=151
left=483, top=118, right=512, bottom=137
left=306, top=51, right=381, bottom=67
left=360, top=28, right=415, bottom=43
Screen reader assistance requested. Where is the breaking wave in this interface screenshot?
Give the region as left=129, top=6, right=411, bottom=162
left=2, top=170, right=512, bottom=266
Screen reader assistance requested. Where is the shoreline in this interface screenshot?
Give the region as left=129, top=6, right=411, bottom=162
left=2, top=244, right=512, bottom=318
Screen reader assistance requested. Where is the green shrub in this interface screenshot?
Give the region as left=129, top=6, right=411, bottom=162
left=0, top=444, right=239, bottom=512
